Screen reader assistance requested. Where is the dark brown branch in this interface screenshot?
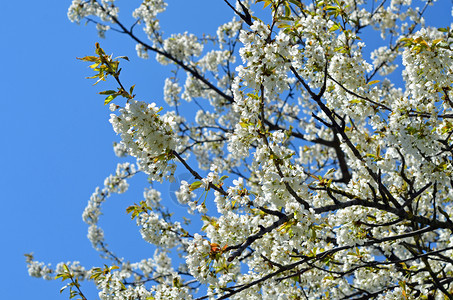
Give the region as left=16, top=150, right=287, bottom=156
left=290, top=64, right=405, bottom=210
left=327, top=75, right=392, bottom=111
left=221, top=225, right=438, bottom=299
left=172, top=150, right=227, bottom=196
left=223, top=0, right=253, bottom=26
left=225, top=213, right=290, bottom=262
left=95, top=1, right=234, bottom=105
left=258, top=85, right=310, bottom=209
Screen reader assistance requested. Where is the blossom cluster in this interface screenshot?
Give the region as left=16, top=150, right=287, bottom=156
left=132, top=0, right=167, bottom=40
left=109, top=101, right=178, bottom=182
left=157, top=33, right=203, bottom=64
left=83, top=162, right=136, bottom=249
left=68, top=0, right=118, bottom=31
left=28, top=1, right=453, bottom=299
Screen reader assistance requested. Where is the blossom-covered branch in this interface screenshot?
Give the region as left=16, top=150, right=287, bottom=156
left=28, top=0, right=453, bottom=299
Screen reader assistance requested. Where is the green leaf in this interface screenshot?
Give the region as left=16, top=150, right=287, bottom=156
left=368, top=80, right=380, bottom=85
left=77, top=55, right=99, bottom=62
left=99, top=90, right=116, bottom=95
left=325, top=168, right=335, bottom=176
left=262, top=0, right=272, bottom=9
left=55, top=273, right=66, bottom=280
left=288, top=0, right=302, bottom=8
left=60, top=285, right=68, bottom=294
left=324, top=5, right=338, bottom=11
left=329, top=23, right=340, bottom=31
left=277, top=22, right=291, bottom=29
left=219, top=175, right=229, bottom=182
left=190, top=181, right=203, bottom=191
left=284, top=3, right=290, bottom=17
left=432, top=38, right=443, bottom=46
left=239, top=121, right=249, bottom=128
left=63, top=264, right=70, bottom=272
left=126, top=205, right=136, bottom=214
left=104, top=94, right=118, bottom=105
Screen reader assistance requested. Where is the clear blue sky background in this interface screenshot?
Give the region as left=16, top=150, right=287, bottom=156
left=0, top=1, right=451, bottom=299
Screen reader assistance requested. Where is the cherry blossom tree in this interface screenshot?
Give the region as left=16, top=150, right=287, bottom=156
left=26, top=0, right=453, bottom=299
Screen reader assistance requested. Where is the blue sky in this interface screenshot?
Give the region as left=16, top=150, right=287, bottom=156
left=1, top=1, right=231, bottom=298
left=0, top=1, right=451, bottom=299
